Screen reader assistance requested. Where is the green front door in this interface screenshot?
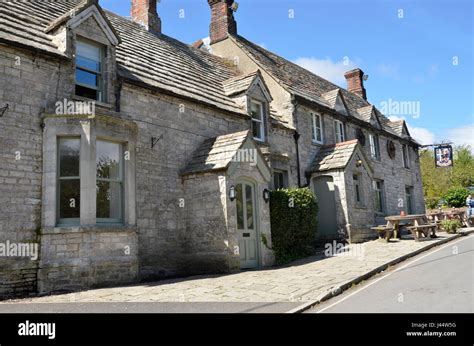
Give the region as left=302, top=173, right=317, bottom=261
left=313, top=176, right=338, bottom=240
left=236, top=182, right=259, bottom=269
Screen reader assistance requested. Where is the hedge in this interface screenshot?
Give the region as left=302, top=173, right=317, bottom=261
left=269, top=187, right=318, bottom=264
left=443, top=187, right=469, bottom=208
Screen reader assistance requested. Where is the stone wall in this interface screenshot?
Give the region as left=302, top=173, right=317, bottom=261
left=0, top=44, right=71, bottom=297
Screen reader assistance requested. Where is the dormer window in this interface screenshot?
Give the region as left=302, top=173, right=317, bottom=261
left=75, top=40, right=104, bottom=101
left=250, top=100, right=265, bottom=142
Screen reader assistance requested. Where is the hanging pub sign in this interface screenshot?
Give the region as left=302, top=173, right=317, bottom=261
left=434, top=145, right=453, bottom=167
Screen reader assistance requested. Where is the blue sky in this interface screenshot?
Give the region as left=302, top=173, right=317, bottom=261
left=101, top=0, right=473, bottom=148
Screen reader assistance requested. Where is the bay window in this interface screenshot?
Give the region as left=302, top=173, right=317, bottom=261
left=57, top=138, right=81, bottom=224
left=96, top=140, right=124, bottom=223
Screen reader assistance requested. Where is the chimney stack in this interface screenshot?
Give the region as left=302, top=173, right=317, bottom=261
left=344, top=68, right=367, bottom=100
left=208, top=0, right=237, bottom=44
left=131, top=0, right=161, bottom=34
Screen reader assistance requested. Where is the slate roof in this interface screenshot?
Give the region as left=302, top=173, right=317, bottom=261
left=181, top=130, right=251, bottom=176
left=230, top=35, right=416, bottom=143
left=307, top=140, right=359, bottom=173
left=223, top=70, right=259, bottom=96
left=0, top=0, right=246, bottom=115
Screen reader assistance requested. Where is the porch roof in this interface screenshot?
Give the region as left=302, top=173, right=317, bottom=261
left=181, top=130, right=251, bottom=176
left=307, top=139, right=358, bottom=173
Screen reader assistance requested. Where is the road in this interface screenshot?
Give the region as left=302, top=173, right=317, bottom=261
left=308, top=234, right=474, bottom=313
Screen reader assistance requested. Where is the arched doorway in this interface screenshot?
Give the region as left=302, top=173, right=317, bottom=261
left=313, top=176, right=338, bottom=240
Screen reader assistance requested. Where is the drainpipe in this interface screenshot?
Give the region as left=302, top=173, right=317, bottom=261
left=293, top=130, right=301, bottom=187
left=291, top=96, right=302, bottom=187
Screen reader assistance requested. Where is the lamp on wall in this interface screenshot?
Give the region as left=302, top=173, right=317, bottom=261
left=229, top=185, right=236, bottom=201
left=0, top=103, right=8, bottom=117
left=263, top=188, right=270, bottom=203
left=356, top=159, right=363, bottom=167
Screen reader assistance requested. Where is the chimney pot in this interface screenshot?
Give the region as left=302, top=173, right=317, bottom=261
left=131, top=0, right=161, bottom=34
left=344, top=68, right=367, bottom=100
left=208, top=0, right=237, bottom=44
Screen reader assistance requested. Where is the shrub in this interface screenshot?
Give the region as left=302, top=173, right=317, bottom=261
left=440, top=219, right=462, bottom=234
left=269, top=188, right=318, bottom=264
left=443, top=187, right=469, bottom=208
left=425, top=197, right=440, bottom=210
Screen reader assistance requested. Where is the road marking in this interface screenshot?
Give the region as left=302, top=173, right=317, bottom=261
left=315, top=235, right=472, bottom=313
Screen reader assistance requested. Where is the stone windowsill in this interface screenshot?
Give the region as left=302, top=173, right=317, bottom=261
left=41, top=224, right=138, bottom=235
left=72, top=95, right=113, bottom=110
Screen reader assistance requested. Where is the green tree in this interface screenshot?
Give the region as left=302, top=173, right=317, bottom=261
left=420, top=145, right=474, bottom=207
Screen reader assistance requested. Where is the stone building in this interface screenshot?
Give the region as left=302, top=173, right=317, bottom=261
left=0, top=0, right=424, bottom=297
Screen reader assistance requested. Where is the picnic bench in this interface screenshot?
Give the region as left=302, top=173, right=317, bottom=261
left=371, top=225, right=395, bottom=242
left=383, top=214, right=437, bottom=242
left=406, top=223, right=437, bottom=241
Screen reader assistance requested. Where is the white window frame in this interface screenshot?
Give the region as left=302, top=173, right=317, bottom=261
left=250, top=100, right=265, bottom=142
left=334, top=120, right=345, bottom=143
left=311, top=113, right=323, bottom=144
left=96, top=139, right=124, bottom=224
left=75, top=39, right=104, bottom=102
left=369, top=134, right=380, bottom=160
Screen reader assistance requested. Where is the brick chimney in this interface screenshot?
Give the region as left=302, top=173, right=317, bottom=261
left=131, top=0, right=161, bottom=34
left=344, top=68, right=367, bottom=100
left=208, top=0, right=237, bottom=44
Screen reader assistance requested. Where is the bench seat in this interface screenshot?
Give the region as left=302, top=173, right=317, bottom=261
left=371, top=226, right=394, bottom=242
left=406, top=223, right=437, bottom=241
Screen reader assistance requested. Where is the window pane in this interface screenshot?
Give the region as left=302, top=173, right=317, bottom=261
left=96, top=181, right=122, bottom=219
left=252, top=120, right=262, bottom=139
left=236, top=184, right=244, bottom=229
left=59, top=179, right=80, bottom=219
left=75, top=85, right=98, bottom=100
left=250, top=102, right=262, bottom=120
left=76, top=69, right=98, bottom=88
left=245, top=185, right=254, bottom=230
left=77, top=41, right=101, bottom=60
left=76, top=56, right=101, bottom=72
left=96, top=141, right=121, bottom=179
left=59, top=138, right=80, bottom=177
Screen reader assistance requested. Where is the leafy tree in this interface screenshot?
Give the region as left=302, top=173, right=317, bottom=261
left=420, top=145, right=474, bottom=208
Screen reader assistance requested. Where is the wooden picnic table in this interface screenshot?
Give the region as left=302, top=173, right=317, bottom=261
left=385, top=214, right=436, bottom=241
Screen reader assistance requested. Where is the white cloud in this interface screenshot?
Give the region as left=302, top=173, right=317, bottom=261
left=293, top=57, right=356, bottom=86
left=388, top=116, right=435, bottom=145
left=375, top=63, right=400, bottom=80
left=446, top=123, right=474, bottom=149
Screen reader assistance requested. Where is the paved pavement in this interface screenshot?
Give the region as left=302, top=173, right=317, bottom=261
left=308, top=234, right=474, bottom=313
left=1, top=230, right=472, bottom=313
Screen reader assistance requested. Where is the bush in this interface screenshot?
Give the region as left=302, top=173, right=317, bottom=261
left=269, top=188, right=318, bottom=264
left=443, top=187, right=469, bottom=208
left=425, top=197, right=440, bottom=210
left=440, top=219, right=462, bottom=234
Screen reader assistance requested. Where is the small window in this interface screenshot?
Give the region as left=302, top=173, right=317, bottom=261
left=405, top=186, right=414, bottom=214
left=311, top=113, right=323, bottom=144
left=96, top=140, right=123, bottom=223
left=250, top=100, right=265, bottom=142
left=334, top=120, right=345, bottom=143
left=58, top=138, right=81, bottom=224
left=75, top=40, right=103, bottom=101
left=369, top=134, right=380, bottom=160
left=374, top=180, right=385, bottom=214
left=353, top=174, right=363, bottom=205
left=273, top=170, right=288, bottom=190
left=402, top=144, right=410, bottom=168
